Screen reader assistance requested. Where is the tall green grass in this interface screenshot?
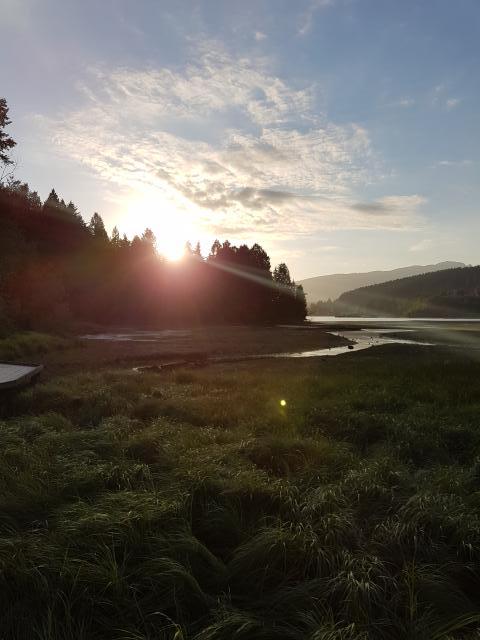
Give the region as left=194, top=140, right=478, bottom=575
left=1, top=348, right=480, bottom=637
left=0, top=331, right=71, bottom=360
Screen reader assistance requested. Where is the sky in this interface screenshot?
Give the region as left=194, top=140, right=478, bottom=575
left=1, top=0, right=479, bottom=278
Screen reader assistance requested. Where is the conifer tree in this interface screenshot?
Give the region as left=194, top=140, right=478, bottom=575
left=111, top=226, right=120, bottom=246
left=88, top=212, right=109, bottom=241
left=0, top=98, right=16, bottom=168
left=44, top=188, right=60, bottom=208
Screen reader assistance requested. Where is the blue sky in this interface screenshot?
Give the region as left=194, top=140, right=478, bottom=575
left=1, top=0, right=479, bottom=277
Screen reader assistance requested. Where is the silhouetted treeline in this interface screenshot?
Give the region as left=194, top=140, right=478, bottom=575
left=308, top=299, right=336, bottom=316
left=334, top=266, right=480, bottom=317
left=0, top=181, right=306, bottom=331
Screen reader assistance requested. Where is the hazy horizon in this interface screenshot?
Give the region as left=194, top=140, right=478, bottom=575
left=1, top=0, right=479, bottom=279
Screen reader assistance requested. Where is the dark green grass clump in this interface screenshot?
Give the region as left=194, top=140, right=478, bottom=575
left=2, top=348, right=480, bottom=638
left=0, top=331, right=71, bottom=360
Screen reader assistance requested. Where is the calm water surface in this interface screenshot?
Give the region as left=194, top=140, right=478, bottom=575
left=308, top=316, right=480, bottom=323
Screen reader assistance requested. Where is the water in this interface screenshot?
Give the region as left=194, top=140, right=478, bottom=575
left=82, top=329, right=191, bottom=342
left=84, top=319, right=480, bottom=363
left=308, top=316, right=480, bottom=323
left=277, top=329, right=434, bottom=358
left=131, top=329, right=433, bottom=371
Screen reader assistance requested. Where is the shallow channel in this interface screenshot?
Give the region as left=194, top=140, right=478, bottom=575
left=278, top=329, right=433, bottom=358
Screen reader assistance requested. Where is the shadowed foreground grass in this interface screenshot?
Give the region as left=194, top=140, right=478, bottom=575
left=2, top=345, right=480, bottom=638
left=0, top=332, right=71, bottom=361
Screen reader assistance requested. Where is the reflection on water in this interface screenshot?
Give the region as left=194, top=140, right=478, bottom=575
left=279, top=329, right=434, bottom=359
left=82, top=330, right=192, bottom=342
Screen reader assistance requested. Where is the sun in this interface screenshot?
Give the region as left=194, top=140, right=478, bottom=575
left=157, top=231, right=186, bottom=261
left=122, top=188, right=198, bottom=261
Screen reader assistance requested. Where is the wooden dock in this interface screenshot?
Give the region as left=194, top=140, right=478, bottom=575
left=0, top=363, right=43, bottom=391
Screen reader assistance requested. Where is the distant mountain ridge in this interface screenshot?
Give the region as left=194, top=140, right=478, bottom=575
left=337, top=265, right=480, bottom=317
left=299, top=261, right=465, bottom=303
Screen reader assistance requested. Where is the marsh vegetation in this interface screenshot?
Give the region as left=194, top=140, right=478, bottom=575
left=2, top=339, right=480, bottom=638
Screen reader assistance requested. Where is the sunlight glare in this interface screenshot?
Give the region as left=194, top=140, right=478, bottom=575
left=163, top=241, right=185, bottom=262
left=122, top=188, right=198, bottom=261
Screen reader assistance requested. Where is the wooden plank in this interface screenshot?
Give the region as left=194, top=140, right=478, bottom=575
left=0, top=363, right=43, bottom=390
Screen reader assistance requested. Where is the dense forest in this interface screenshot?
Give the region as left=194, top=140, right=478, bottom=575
left=0, top=99, right=306, bottom=332
left=333, top=265, right=480, bottom=317
left=300, top=261, right=464, bottom=306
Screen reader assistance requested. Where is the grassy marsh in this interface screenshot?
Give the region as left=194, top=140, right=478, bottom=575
left=0, top=331, right=71, bottom=361
left=2, top=340, right=480, bottom=638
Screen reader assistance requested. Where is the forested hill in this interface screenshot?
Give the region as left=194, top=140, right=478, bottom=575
left=0, top=182, right=306, bottom=332
left=336, top=265, right=480, bottom=317
left=299, top=261, right=464, bottom=303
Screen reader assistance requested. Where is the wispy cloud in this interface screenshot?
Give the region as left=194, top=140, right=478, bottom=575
left=297, top=0, right=334, bottom=36
left=385, top=97, right=415, bottom=109
left=433, top=159, right=472, bottom=168
left=398, top=98, right=415, bottom=108
left=254, top=31, right=267, bottom=41
left=445, top=97, right=461, bottom=111
left=409, top=238, right=432, bottom=252
left=431, top=84, right=462, bottom=111
left=351, top=196, right=426, bottom=227
left=36, top=41, right=423, bottom=237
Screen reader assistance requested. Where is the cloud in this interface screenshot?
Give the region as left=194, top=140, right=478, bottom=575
left=36, top=41, right=422, bottom=237
left=397, top=98, right=415, bottom=108
left=434, top=159, right=471, bottom=168
left=385, top=97, right=415, bottom=109
left=75, top=50, right=314, bottom=129
left=380, top=97, right=417, bottom=109
left=431, top=85, right=462, bottom=111
left=446, top=97, right=461, bottom=111
left=254, top=31, right=267, bottom=41
left=297, top=0, right=334, bottom=36
left=351, top=196, right=426, bottom=227
left=352, top=201, right=390, bottom=215
left=410, top=238, right=432, bottom=252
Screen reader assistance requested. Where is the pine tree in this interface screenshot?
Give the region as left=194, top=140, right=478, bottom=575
left=66, top=201, right=84, bottom=225
left=295, top=284, right=307, bottom=318
left=44, top=188, right=60, bottom=208
left=273, top=263, right=292, bottom=286
left=208, top=239, right=222, bottom=259
left=88, top=212, right=109, bottom=242
left=0, top=98, right=16, bottom=168
left=111, top=226, right=120, bottom=246
left=141, top=228, right=156, bottom=250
